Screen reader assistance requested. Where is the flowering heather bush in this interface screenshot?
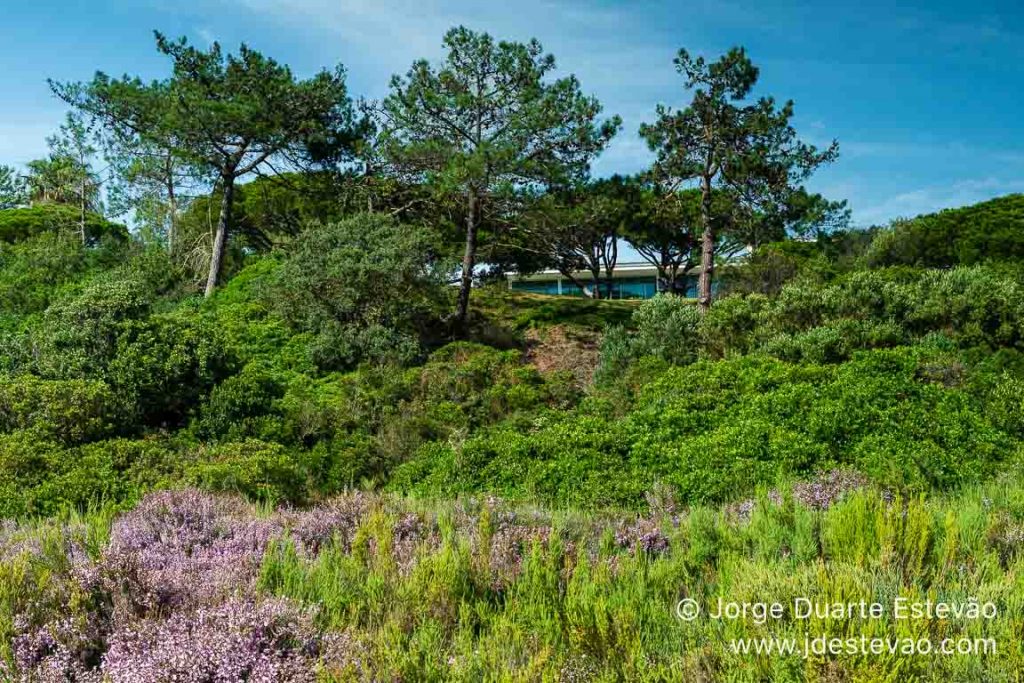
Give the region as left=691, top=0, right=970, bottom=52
left=3, top=491, right=387, bottom=681
left=613, top=517, right=670, bottom=555
left=0, top=520, right=32, bottom=561
left=791, top=468, right=869, bottom=510
left=464, top=497, right=555, bottom=591
left=644, top=482, right=680, bottom=518
left=8, top=615, right=103, bottom=683
left=486, top=520, right=553, bottom=591
left=102, top=489, right=283, bottom=615
left=986, top=512, right=1024, bottom=567
left=100, top=598, right=321, bottom=682
left=391, top=512, right=429, bottom=573
left=281, top=491, right=374, bottom=555
left=728, top=469, right=869, bottom=519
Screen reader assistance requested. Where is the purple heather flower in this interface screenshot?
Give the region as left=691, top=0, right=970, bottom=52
left=101, top=489, right=283, bottom=615
left=100, top=598, right=322, bottom=682
left=282, top=491, right=373, bottom=556
left=614, top=518, right=670, bottom=556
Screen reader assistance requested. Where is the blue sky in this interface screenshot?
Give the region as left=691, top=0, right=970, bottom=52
left=2, top=0, right=1022, bottom=227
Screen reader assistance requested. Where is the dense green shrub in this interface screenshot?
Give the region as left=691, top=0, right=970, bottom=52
left=0, top=231, right=127, bottom=314
left=269, top=214, right=449, bottom=370
left=389, top=416, right=643, bottom=507
left=605, top=265, right=1024, bottom=374
left=985, top=376, right=1024, bottom=436
left=417, top=342, right=575, bottom=421
left=760, top=318, right=904, bottom=363
left=630, top=294, right=701, bottom=365
left=597, top=295, right=700, bottom=382
left=31, top=437, right=178, bottom=516
left=905, top=266, right=1024, bottom=346
left=28, top=277, right=152, bottom=379
left=0, top=430, right=181, bottom=517
left=198, top=362, right=286, bottom=440
left=698, top=293, right=766, bottom=357
left=106, top=313, right=233, bottom=428
left=397, top=348, right=1021, bottom=507
left=0, top=375, right=115, bottom=444
left=655, top=419, right=825, bottom=501
left=185, top=439, right=311, bottom=503
left=0, top=431, right=63, bottom=517
left=199, top=259, right=317, bottom=375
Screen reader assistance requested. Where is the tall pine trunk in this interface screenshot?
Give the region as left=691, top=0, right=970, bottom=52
left=166, top=155, right=177, bottom=256
left=697, top=174, right=714, bottom=314
left=454, top=189, right=478, bottom=330
left=79, top=182, right=87, bottom=246
left=204, top=176, right=234, bottom=298
left=167, top=186, right=177, bottom=256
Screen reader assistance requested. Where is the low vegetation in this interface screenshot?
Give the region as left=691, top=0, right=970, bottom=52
left=3, top=476, right=1023, bottom=680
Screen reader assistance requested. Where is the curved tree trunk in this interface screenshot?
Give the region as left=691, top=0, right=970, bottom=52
left=166, top=155, right=178, bottom=256
left=204, top=176, right=234, bottom=298
left=79, top=180, right=87, bottom=246
left=454, top=189, right=479, bottom=330
left=697, top=175, right=715, bottom=314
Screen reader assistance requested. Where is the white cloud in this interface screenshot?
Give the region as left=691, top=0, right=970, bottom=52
left=222, top=0, right=681, bottom=94
left=841, top=139, right=1024, bottom=165
left=854, top=177, right=1024, bottom=227
left=196, top=27, right=216, bottom=46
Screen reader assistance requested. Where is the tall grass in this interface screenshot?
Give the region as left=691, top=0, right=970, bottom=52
left=250, top=478, right=1024, bottom=681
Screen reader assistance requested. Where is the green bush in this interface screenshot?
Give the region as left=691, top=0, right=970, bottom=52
left=390, top=415, right=642, bottom=507
left=31, top=438, right=178, bottom=516
left=698, top=293, right=766, bottom=358
left=396, top=348, right=1022, bottom=507
left=761, top=318, right=904, bottom=363
left=631, top=294, right=701, bottom=365
left=198, top=362, right=286, bottom=440
left=269, top=213, right=448, bottom=370
left=656, top=420, right=825, bottom=502
left=30, top=277, right=152, bottom=379
left=597, top=265, right=1024, bottom=378
left=722, top=242, right=828, bottom=295
left=0, top=375, right=115, bottom=444
left=986, top=376, right=1024, bottom=436
left=0, top=432, right=179, bottom=517
left=105, top=313, right=233, bottom=428
left=0, top=431, right=63, bottom=517
left=417, top=342, right=569, bottom=422
left=0, top=231, right=125, bottom=314
left=185, top=439, right=311, bottom=503
left=596, top=295, right=700, bottom=381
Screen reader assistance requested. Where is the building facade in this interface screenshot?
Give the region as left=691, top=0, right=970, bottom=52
left=506, top=262, right=712, bottom=299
